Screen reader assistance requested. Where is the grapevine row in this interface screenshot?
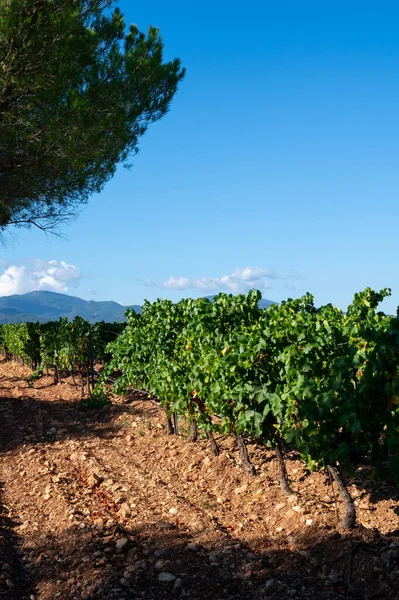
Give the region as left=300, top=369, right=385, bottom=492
left=1, top=289, right=398, bottom=529
left=101, top=288, right=399, bottom=529
left=0, top=317, right=125, bottom=388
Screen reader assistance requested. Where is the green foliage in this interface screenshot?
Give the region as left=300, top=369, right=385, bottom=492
left=0, top=0, right=185, bottom=233
left=79, top=389, right=111, bottom=410
left=0, top=321, right=41, bottom=366
left=27, top=365, right=44, bottom=387
left=104, top=288, right=399, bottom=484
left=3, top=288, right=399, bottom=485
left=0, top=318, right=125, bottom=373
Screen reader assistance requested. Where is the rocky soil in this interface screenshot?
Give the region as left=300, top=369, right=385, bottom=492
left=0, top=357, right=399, bottom=599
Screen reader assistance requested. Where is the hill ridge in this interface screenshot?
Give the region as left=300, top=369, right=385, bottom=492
left=0, top=290, right=275, bottom=324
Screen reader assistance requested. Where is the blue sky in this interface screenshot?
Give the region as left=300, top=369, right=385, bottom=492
left=1, top=0, right=399, bottom=312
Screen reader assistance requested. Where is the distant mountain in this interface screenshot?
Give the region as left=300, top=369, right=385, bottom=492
left=0, top=290, right=277, bottom=324
left=0, top=291, right=141, bottom=324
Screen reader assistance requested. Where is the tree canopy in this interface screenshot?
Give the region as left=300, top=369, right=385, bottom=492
left=0, top=0, right=185, bottom=234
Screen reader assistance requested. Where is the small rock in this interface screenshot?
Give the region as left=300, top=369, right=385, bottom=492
left=169, top=507, right=177, bottom=515
left=276, top=526, right=284, bottom=532
left=234, top=484, right=248, bottom=495
left=208, top=551, right=219, bottom=564
left=287, top=495, right=298, bottom=504
left=117, top=502, right=131, bottom=518
left=115, top=538, right=128, bottom=552
left=93, top=518, right=104, bottom=529
left=173, top=577, right=185, bottom=590
left=186, top=542, right=201, bottom=552
left=158, top=572, right=177, bottom=583
left=87, top=472, right=104, bottom=488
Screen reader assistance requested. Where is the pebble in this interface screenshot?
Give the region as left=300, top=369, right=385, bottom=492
left=87, top=472, right=103, bottom=488
left=173, top=577, right=185, bottom=590
left=234, top=484, right=248, bottom=495
left=43, top=486, right=52, bottom=501
left=208, top=551, right=219, bottom=565
left=93, top=518, right=104, bottom=529
left=116, top=538, right=128, bottom=552
left=186, top=542, right=201, bottom=551
left=158, top=572, right=177, bottom=583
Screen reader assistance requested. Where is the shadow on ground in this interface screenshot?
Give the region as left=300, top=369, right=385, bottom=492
left=0, top=483, right=32, bottom=599
left=0, top=391, right=156, bottom=455
left=14, top=518, right=399, bottom=600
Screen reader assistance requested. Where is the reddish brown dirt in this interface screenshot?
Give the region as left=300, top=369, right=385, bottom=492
left=0, top=357, right=399, bottom=600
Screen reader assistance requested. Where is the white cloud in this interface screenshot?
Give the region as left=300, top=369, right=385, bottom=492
left=162, top=277, right=192, bottom=290
left=0, top=260, right=81, bottom=296
left=144, top=267, right=280, bottom=294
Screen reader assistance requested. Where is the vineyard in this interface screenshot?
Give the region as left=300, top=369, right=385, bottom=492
left=0, top=318, right=125, bottom=392
left=1, top=288, right=399, bottom=534
left=0, top=290, right=399, bottom=599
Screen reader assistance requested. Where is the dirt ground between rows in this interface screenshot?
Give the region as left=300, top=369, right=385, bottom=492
left=0, top=358, right=399, bottom=600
